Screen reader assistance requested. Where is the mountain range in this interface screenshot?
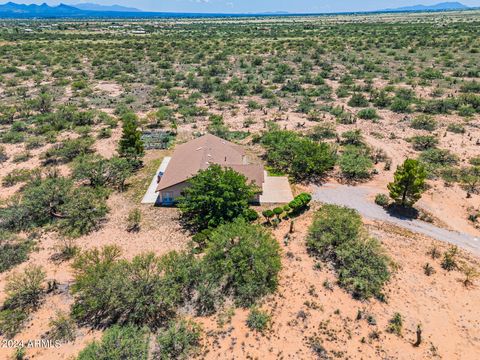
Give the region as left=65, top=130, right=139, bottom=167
left=72, top=3, right=141, bottom=12
left=0, top=2, right=474, bottom=18
left=383, top=2, right=469, bottom=12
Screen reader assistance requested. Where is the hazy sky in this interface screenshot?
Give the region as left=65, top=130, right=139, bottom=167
left=9, top=0, right=480, bottom=13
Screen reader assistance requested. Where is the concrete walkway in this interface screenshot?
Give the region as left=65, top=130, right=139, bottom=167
left=313, top=183, right=480, bottom=256
left=141, top=157, right=171, bottom=204
left=260, top=172, right=294, bottom=204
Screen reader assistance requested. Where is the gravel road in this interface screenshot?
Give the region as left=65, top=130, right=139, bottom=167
left=312, top=184, right=480, bottom=256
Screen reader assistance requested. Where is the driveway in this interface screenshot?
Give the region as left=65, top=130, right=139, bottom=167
left=260, top=172, right=294, bottom=204
left=312, top=183, right=480, bottom=256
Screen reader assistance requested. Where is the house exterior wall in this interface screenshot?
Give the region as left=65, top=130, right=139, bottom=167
left=159, top=182, right=189, bottom=205
left=159, top=181, right=261, bottom=206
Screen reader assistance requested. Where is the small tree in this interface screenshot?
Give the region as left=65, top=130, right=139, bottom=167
left=388, top=159, right=427, bottom=207
left=118, top=112, right=144, bottom=164
left=177, top=165, right=258, bottom=231
left=127, top=208, right=142, bottom=233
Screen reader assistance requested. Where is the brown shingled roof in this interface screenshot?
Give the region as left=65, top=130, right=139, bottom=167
left=156, top=134, right=263, bottom=191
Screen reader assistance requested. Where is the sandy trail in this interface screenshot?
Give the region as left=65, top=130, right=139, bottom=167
left=312, top=183, right=480, bottom=256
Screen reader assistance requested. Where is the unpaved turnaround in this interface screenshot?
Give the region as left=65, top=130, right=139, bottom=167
left=313, top=184, right=480, bottom=256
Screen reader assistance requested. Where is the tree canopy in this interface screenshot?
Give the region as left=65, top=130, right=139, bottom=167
left=177, top=165, right=259, bottom=231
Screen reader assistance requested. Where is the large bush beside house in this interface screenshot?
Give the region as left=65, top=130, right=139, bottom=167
left=177, top=165, right=259, bottom=231
left=307, top=204, right=391, bottom=300
left=261, top=130, right=336, bottom=181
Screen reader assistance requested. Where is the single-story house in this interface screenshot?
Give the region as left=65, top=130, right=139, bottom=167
left=156, top=134, right=266, bottom=206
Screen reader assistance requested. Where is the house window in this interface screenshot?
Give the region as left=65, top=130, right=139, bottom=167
left=163, top=191, right=174, bottom=204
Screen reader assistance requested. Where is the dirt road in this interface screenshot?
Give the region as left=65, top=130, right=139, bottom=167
left=312, top=183, right=480, bottom=256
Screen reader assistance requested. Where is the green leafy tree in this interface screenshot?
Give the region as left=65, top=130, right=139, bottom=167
left=118, top=112, right=144, bottom=163
left=388, top=159, right=427, bottom=207
left=177, top=165, right=258, bottom=231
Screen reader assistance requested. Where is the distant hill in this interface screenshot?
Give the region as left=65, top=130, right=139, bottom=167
left=0, top=1, right=474, bottom=19
left=73, top=3, right=141, bottom=12
left=0, top=2, right=86, bottom=16
left=383, top=2, right=470, bottom=12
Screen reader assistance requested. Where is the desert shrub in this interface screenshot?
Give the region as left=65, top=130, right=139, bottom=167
left=0, top=145, right=9, bottom=163
left=341, top=129, right=364, bottom=146
left=357, top=108, right=379, bottom=120
left=77, top=325, right=149, bottom=360
left=307, top=205, right=363, bottom=254
left=177, top=165, right=259, bottom=231
left=387, top=313, right=403, bottom=335
left=471, top=157, right=480, bottom=166
left=71, top=247, right=194, bottom=329
left=447, top=123, right=465, bottom=134
left=339, top=146, right=373, bottom=179
left=72, top=155, right=132, bottom=191
left=3, top=265, right=46, bottom=311
left=459, top=167, right=480, bottom=194
left=0, top=173, right=108, bottom=237
left=155, top=319, right=202, bottom=360
left=198, top=219, right=281, bottom=309
left=410, top=115, right=437, bottom=131
left=0, top=265, right=46, bottom=338
left=335, top=237, right=391, bottom=300
left=0, top=231, right=34, bottom=273
left=419, top=148, right=459, bottom=172
left=57, top=187, right=109, bottom=238
left=0, top=309, right=28, bottom=339
left=42, top=137, right=94, bottom=164
left=375, top=194, right=389, bottom=207
left=307, top=205, right=390, bottom=299
left=126, top=208, right=142, bottom=232
left=441, top=246, right=458, bottom=271
left=0, top=130, right=25, bottom=144
left=246, top=307, right=271, bottom=333
left=309, top=123, right=337, bottom=140
left=460, top=81, right=480, bottom=93
left=458, top=104, right=476, bottom=117
left=47, top=311, right=77, bottom=342
left=348, top=93, right=369, bottom=107
left=261, top=130, right=335, bottom=181
left=390, top=98, right=411, bottom=113
left=409, top=135, right=438, bottom=151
